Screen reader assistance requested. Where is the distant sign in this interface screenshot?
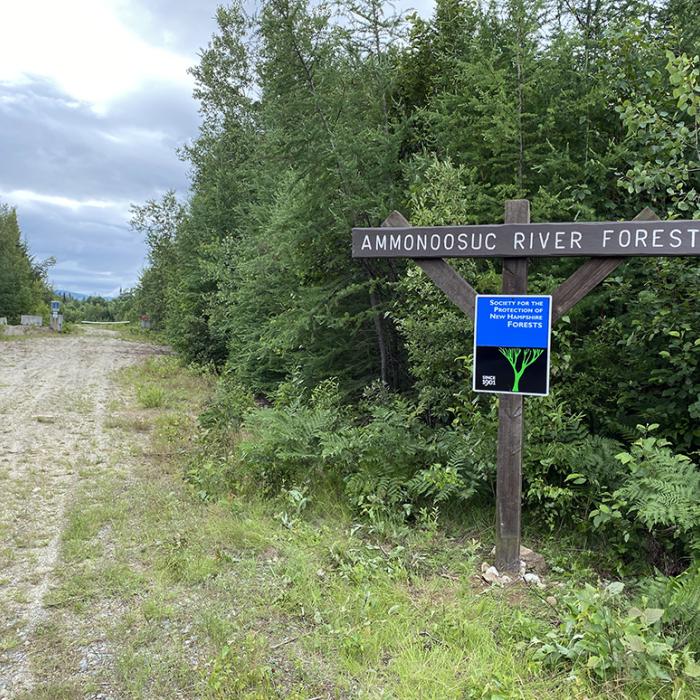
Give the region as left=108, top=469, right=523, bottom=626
left=352, top=220, right=700, bottom=258
left=51, top=300, right=60, bottom=311
left=473, top=295, right=552, bottom=396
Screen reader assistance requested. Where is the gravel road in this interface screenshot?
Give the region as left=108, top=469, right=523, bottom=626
left=0, top=329, right=158, bottom=698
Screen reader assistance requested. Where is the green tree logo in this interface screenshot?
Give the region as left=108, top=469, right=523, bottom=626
left=498, top=347, right=544, bottom=392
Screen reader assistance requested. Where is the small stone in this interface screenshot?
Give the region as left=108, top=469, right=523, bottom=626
left=523, top=572, right=546, bottom=589
left=545, top=596, right=558, bottom=607
left=519, top=546, right=548, bottom=574
left=79, top=658, right=89, bottom=672
left=482, top=565, right=500, bottom=584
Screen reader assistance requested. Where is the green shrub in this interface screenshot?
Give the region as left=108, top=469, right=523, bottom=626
left=640, top=566, right=700, bottom=655
left=533, top=580, right=700, bottom=688
left=198, top=373, right=255, bottom=431
left=523, top=393, right=623, bottom=531
left=229, top=379, right=492, bottom=525
left=235, top=377, right=344, bottom=494
left=324, top=391, right=490, bottom=526
left=590, top=426, right=700, bottom=571
left=186, top=456, right=234, bottom=502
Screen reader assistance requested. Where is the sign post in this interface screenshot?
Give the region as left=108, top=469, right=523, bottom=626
left=495, top=200, right=528, bottom=572
left=50, top=300, right=62, bottom=333
left=353, top=202, right=700, bottom=572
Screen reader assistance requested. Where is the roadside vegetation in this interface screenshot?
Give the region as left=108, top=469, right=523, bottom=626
left=27, top=356, right=700, bottom=698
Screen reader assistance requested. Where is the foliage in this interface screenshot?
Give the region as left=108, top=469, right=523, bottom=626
left=223, top=378, right=492, bottom=526
left=59, top=292, right=136, bottom=323
left=533, top=580, right=700, bottom=688
left=205, top=635, right=274, bottom=697
left=640, top=566, right=700, bottom=655
left=590, top=426, right=700, bottom=570
left=124, top=0, right=700, bottom=589
left=0, top=203, right=52, bottom=322
left=234, top=377, right=346, bottom=494
left=126, top=0, right=700, bottom=453
left=615, top=433, right=700, bottom=539
left=616, top=50, right=700, bottom=218
left=198, top=373, right=255, bottom=432
left=136, top=384, right=167, bottom=409
left=324, top=386, right=490, bottom=527
left=524, top=394, right=623, bottom=531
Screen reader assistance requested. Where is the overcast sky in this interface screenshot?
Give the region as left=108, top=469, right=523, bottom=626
left=0, top=0, right=432, bottom=297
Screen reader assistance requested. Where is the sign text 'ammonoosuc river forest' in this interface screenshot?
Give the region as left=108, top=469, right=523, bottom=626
left=352, top=220, right=700, bottom=258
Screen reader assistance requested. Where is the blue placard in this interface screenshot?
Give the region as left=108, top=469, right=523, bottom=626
left=51, top=300, right=60, bottom=311
left=473, top=295, right=552, bottom=396
left=475, top=296, right=550, bottom=348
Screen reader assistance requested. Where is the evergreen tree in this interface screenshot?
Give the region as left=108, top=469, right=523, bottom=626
left=0, top=204, right=45, bottom=323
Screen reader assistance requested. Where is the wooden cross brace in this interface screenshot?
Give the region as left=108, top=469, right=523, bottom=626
left=383, top=201, right=660, bottom=573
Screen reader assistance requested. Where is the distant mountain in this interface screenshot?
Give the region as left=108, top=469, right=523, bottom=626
left=53, top=290, right=90, bottom=301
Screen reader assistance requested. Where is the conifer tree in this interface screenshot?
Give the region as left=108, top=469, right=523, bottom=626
left=0, top=204, right=42, bottom=323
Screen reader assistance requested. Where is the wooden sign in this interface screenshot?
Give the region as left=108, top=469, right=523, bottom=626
left=352, top=203, right=700, bottom=574
left=352, top=220, right=700, bottom=258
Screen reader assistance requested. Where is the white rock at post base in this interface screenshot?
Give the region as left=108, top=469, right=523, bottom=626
left=482, top=566, right=500, bottom=584
left=523, top=572, right=546, bottom=589
left=490, top=545, right=548, bottom=574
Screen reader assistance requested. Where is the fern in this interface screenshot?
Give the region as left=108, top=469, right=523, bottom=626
left=236, top=397, right=342, bottom=493
left=641, top=567, right=700, bottom=653
left=615, top=434, right=700, bottom=536
left=670, top=568, right=700, bottom=641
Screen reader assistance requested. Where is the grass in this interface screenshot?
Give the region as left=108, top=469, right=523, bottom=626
left=26, top=352, right=696, bottom=699
left=115, top=323, right=168, bottom=345
left=136, top=383, right=167, bottom=408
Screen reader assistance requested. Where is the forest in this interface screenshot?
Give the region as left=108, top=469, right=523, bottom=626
left=0, top=204, right=53, bottom=323
left=127, top=0, right=700, bottom=693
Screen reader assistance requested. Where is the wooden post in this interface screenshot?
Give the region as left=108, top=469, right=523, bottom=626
left=495, top=200, right=530, bottom=572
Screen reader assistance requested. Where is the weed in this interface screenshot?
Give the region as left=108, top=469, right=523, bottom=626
left=136, top=383, right=166, bottom=408
left=204, top=636, right=275, bottom=698
left=104, top=414, right=151, bottom=432
left=533, top=580, right=700, bottom=688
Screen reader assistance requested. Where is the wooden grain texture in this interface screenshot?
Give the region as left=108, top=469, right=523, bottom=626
left=382, top=211, right=477, bottom=320
left=382, top=210, right=412, bottom=228
left=495, top=199, right=529, bottom=573
left=551, top=207, right=660, bottom=323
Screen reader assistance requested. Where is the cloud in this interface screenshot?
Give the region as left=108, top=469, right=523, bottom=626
left=0, top=0, right=435, bottom=296
left=111, top=0, right=223, bottom=56
left=0, top=72, right=198, bottom=294
left=0, top=0, right=193, bottom=112
left=0, top=79, right=196, bottom=201
left=0, top=189, right=128, bottom=214
left=17, top=204, right=147, bottom=297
